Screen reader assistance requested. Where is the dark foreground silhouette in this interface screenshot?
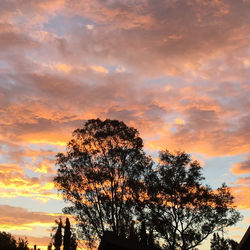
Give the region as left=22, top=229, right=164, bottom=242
left=98, top=231, right=161, bottom=250
left=236, top=226, right=250, bottom=250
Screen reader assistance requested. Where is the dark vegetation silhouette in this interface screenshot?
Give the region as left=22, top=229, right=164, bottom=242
left=144, top=150, right=241, bottom=249
left=210, top=232, right=238, bottom=250
left=53, top=219, right=62, bottom=250
left=0, top=231, right=29, bottom=250
left=63, top=218, right=71, bottom=250
left=54, top=119, right=152, bottom=248
left=52, top=218, right=77, bottom=250
left=54, top=118, right=242, bottom=249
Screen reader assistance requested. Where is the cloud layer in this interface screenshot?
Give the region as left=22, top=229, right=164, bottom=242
left=0, top=0, right=249, bottom=244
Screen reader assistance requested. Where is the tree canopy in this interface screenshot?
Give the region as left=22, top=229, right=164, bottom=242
left=145, top=150, right=241, bottom=249
left=54, top=119, right=152, bottom=247
left=54, top=118, right=241, bottom=249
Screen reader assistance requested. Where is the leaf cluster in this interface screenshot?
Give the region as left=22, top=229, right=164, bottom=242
left=210, top=233, right=238, bottom=250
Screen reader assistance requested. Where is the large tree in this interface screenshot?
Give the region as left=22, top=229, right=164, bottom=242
left=54, top=119, right=152, bottom=247
left=145, top=150, right=241, bottom=250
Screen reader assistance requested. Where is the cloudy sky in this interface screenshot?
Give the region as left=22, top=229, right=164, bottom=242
left=0, top=0, right=249, bottom=249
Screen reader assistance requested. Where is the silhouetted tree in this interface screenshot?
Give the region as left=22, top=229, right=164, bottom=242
left=210, top=233, right=238, bottom=250
left=54, top=219, right=62, bottom=250
left=54, top=119, right=241, bottom=249
left=145, top=150, right=242, bottom=250
left=227, top=238, right=238, bottom=250
left=211, top=233, right=228, bottom=250
left=16, top=237, right=29, bottom=250
left=0, top=232, right=30, bottom=250
left=47, top=243, right=52, bottom=250
left=0, top=231, right=17, bottom=250
left=63, top=218, right=71, bottom=250
left=54, top=119, right=152, bottom=247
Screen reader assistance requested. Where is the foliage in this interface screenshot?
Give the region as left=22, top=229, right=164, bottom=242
left=54, top=119, right=241, bottom=249
left=227, top=239, right=239, bottom=250
left=54, top=219, right=62, bottom=250
left=54, top=119, right=152, bottom=247
left=210, top=233, right=238, bottom=250
left=16, top=237, right=29, bottom=250
left=0, top=231, right=29, bottom=250
left=63, top=218, right=71, bottom=250
left=0, top=231, right=17, bottom=250
left=52, top=218, right=77, bottom=250
left=70, top=233, right=77, bottom=250
left=145, top=150, right=242, bottom=250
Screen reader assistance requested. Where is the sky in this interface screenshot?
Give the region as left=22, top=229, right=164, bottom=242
left=0, top=0, right=249, bottom=249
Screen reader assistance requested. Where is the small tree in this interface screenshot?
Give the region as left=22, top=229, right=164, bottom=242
left=54, top=119, right=152, bottom=247
left=146, top=150, right=241, bottom=250
left=211, top=233, right=228, bottom=250
left=54, top=219, right=62, bottom=250
left=0, top=231, right=17, bottom=250
left=63, top=218, right=71, bottom=250
left=227, top=239, right=238, bottom=250
left=210, top=233, right=238, bottom=250
left=47, top=243, right=52, bottom=250
left=16, top=237, right=29, bottom=250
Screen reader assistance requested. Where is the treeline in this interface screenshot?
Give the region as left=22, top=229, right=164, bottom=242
left=0, top=218, right=76, bottom=250
left=54, top=119, right=242, bottom=249
left=0, top=231, right=29, bottom=250
left=50, top=218, right=77, bottom=250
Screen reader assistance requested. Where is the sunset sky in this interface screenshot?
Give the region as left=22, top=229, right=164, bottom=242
left=0, top=0, right=249, bottom=249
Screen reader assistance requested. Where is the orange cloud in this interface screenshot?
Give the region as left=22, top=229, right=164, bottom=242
left=236, top=177, right=250, bottom=185
left=243, top=217, right=250, bottom=223
left=54, top=63, right=73, bottom=73
left=90, top=65, right=108, bottom=74
left=0, top=205, right=61, bottom=230
left=232, top=185, right=250, bottom=209
left=231, top=155, right=250, bottom=175
left=230, top=172, right=250, bottom=209
left=0, top=162, right=60, bottom=202
left=0, top=205, right=74, bottom=249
